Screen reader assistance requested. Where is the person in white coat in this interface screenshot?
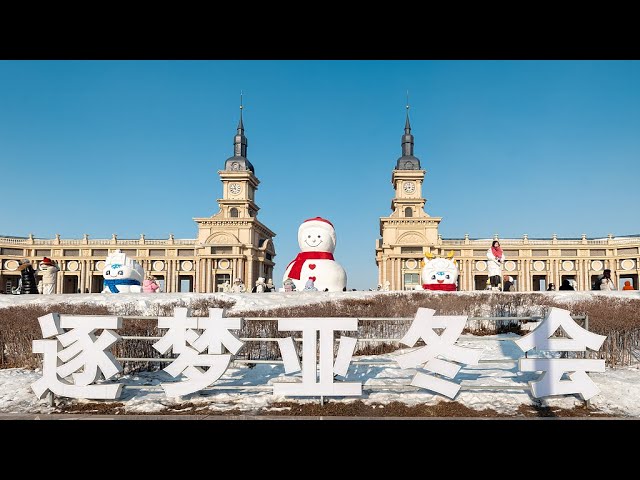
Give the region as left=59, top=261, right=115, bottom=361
left=486, top=240, right=505, bottom=291
left=600, top=269, right=616, bottom=291
left=39, top=257, right=59, bottom=295
left=231, top=277, right=246, bottom=293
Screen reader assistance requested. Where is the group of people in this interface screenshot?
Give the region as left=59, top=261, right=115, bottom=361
left=487, top=242, right=635, bottom=292
left=220, top=277, right=276, bottom=293
left=13, top=257, right=59, bottom=295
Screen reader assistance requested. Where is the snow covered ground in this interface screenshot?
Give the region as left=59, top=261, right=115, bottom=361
left=1, top=290, right=639, bottom=416
left=1, top=289, right=638, bottom=316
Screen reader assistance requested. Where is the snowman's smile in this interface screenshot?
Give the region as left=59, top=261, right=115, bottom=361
left=304, top=236, right=323, bottom=248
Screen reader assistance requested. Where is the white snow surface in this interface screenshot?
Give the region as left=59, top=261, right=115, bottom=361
left=1, top=290, right=639, bottom=416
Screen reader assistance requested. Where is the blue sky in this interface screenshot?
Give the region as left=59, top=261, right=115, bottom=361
left=1, top=60, right=638, bottom=290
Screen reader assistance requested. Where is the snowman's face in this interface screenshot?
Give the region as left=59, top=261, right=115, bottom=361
left=421, top=258, right=458, bottom=286
left=298, top=226, right=335, bottom=252
left=103, top=263, right=135, bottom=280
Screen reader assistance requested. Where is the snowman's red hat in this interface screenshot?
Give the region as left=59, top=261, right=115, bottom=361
left=303, top=217, right=334, bottom=228
left=300, top=217, right=336, bottom=244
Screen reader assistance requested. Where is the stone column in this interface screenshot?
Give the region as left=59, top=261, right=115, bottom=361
left=382, top=258, right=387, bottom=287
left=248, top=255, right=254, bottom=290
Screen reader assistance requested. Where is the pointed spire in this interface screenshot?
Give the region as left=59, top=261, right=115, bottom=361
left=396, top=92, right=421, bottom=170
left=225, top=92, right=254, bottom=173
left=401, top=92, right=414, bottom=158
left=405, top=90, right=411, bottom=133
left=233, top=91, right=247, bottom=158
left=237, top=91, right=244, bottom=132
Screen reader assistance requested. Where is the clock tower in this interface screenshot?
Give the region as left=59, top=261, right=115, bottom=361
left=193, top=97, right=276, bottom=292
left=375, top=103, right=442, bottom=290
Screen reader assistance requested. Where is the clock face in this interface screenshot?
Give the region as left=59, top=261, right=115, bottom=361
left=403, top=181, right=416, bottom=194
left=229, top=183, right=241, bottom=195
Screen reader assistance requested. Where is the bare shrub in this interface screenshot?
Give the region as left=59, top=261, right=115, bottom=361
left=3, top=294, right=639, bottom=370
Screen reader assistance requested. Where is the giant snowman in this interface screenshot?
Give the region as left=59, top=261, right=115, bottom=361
left=283, top=217, right=347, bottom=292
left=421, top=252, right=459, bottom=291
left=102, top=249, right=145, bottom=293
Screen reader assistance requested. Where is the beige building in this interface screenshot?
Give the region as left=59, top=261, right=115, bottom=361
left=0, top=109, right=276, bottom=294
left=376, top=110, right=640, bottom=291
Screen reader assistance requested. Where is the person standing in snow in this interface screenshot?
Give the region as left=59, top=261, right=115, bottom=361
left=17, top=259, right=39, bottom=294
left=304, top=277, right=318, bottom=291
left=142, top=274, right=160, bottom=293
left=599, top=269, right=616, bottom=291
left=559, top=279, right=575, bottom=291
left=283, top=278, right=296, bottom=292
left=39, top=257, right=59, bottom=295
left=503, top=275, right=515, bottom=292
left=231, top=278, right=246, bottom=293
left=486, top=240, right=504, bottom=291
left=265, top=278, right=275, bottom=292
left=252, top=277, right=266, bottom=293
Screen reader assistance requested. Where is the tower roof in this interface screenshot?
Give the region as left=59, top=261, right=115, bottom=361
left=396, top=97, right=421, bottom=170
left=225, top=92, right=255, bottom=173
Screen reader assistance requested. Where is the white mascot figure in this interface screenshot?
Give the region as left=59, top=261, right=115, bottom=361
left=102, top=249, right=145, bottom=293
left=283, top=217, right=347, bottom=292
left=421, top=251, right=459, bottom=292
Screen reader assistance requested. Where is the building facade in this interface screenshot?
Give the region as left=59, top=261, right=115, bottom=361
left=376, top=109, right=640, bottom=291
left=0, top=108, right=276, bottom=294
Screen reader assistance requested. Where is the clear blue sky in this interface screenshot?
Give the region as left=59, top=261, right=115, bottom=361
left=1, top=61, right=639, bottom=290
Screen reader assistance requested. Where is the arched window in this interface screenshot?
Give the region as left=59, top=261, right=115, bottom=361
left=230, top=208, right=239, bottom=218
left=405, top=207, right=413, bottom=217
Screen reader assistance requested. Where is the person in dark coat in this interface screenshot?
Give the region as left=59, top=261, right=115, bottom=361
left=17, top=259, right=39, bottom=294
left=559, top=279, right=575, bottom=291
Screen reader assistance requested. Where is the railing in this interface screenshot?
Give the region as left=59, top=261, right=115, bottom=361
left=0, top=237, right=197, bottom=246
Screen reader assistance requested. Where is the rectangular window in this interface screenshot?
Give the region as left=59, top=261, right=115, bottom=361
left=532, top=250, right=548, bottom=257
left=504, top=250, right=519, bottom=257
left=212, top=247, right=232, bottom=255
left=216, top=274, right=231, bottom=292
left=590, top=249, right=606, bottom=256
left=1, top=248, right=24, bottom=256
left=473, top=250, right=487, bottom=256
left=179, top=275, right=193, bottom=292
left=177, top=249, right=194, bottom=257
left=120, top=250, right=137, bottom=257
left=618, top=247, right=638, bottom=255
left=63, top=249, right=79, bottom=256
left=35, top=249, right=51, bottom=256
left=266, top=253, right=272, bottom=261
left=404, top=273, right=420, bottom=285
left=92, top=249, right=108, bottom=257
left=149, top=249, right=166, bottom=256
left=561, top=249, right=577, bottom=256
left=401, top=247, right=423, bottom=254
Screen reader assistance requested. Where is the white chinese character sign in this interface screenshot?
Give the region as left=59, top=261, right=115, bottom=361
left=153, top=307, right=243, bottom=397
left=274, top=318, right=360, bottom=397
left=395, top=308, right=482, bottom=399
left=514, top=307, right=606, bottom=400
left=32, top=313, right=123, bottom=400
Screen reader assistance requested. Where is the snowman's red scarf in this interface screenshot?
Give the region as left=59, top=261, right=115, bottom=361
left=423, top=283, right=457, bottom=291
left=286, top=252, right=335, bottom=280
